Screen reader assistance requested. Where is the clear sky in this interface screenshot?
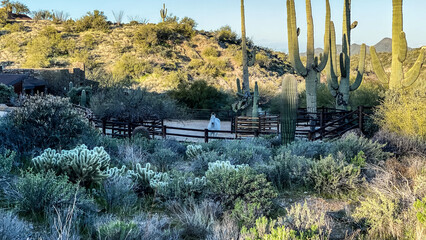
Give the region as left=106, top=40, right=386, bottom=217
left=21, top=0, right=426, bottom=52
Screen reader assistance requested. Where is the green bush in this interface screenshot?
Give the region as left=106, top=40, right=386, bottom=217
left=5, top=171, right=93, bottom=221
left=155, top=171, right=206, bottom=201
left=258, top=152, right=313, bottom=190
left=150, top=147, right=182, bottom=172
left=67, top=86, right=92, bottom=106
left=375, top=89, right=426, bottom=140
left=97, top=219, right=139, bottom=240
left=205, top=161, right=277, bottom=211
left=202, top=46, right=219, bottom=58
left=3, top=22, right=24, bottom=32
left=349, top=80, right=384, bottom=109
left=75, top=10, right=109, bottom=32
left=331, top=133, right=391, bottom=164
left=169, top=80, right=232, bottom=110
left=112, top=53, right=153, bottom=80
left=0, top=95, right=95, bottom=155
left=309, top=154, right=362, bottom=197
left=0, top=83, right=16, bottom=104
left=215, top=25, right=238, bottom=44
left=0, top=149, right=15, bottom=175
left=91, top=87, right=184, bottom=122
left=277, top=139, right=333, bottom=160
left=298, top=82, right=335, bottom=108
left=231, top=199, right=263, bottom=228
left=32, top=145, right=110, bottom=188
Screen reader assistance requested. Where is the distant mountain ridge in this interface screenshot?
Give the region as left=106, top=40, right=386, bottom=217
left=301, top=37, right=413, bottom=56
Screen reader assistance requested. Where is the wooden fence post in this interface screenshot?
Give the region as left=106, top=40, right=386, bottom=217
left=162, top=125, right=167, bottom=139
left=102, top=119, right=106, bottom=135
left=319, top=111, right=324, bottom=140
left=359, top=106, right=364, bottom=133
left=204, top=129, right=209, bottom=143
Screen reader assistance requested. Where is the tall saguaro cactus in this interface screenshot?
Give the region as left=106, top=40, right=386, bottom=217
left=287, top=0, right=330, bottom=125
left=160, top=3, right=167, bottom=22
left=327, top=0, right=366, bottom=110
left=281, top=75, right=298, bottom=145
left=370, top=0, right=425, bottom=89
left=240, top=0, right=250, bottom=97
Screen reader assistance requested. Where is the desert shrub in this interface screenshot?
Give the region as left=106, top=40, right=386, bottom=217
left=169, top=80, right=232, bottom=110
left=3, top=22, right=24, bottom=33
left=349, top=81, right=384, bottom=109
left=414, top=198, right=426, bottom=233
left=0, top=83, right=17, bottom=104
left=240, top=201, right=330, bottom=240
left=0, top=149, right=15, bottom=175
left=231, top=199, right=263, bottom=228
left=199, top=57, right=231, bottom=78
left=97, top=168, right=138, bottom=214
left=91, top=87, right=183, bottom=121
left=309, top=154, right=362, bottom=197
left=375, top=89, right=426, bottom=140
left=156, top=139, right=186, bottom=155
left=373, top=130, right=426, bottom=157
left=0, top=210, right=33, bottom=240
left=202, top=46, right=219, bottom=58
left=0, top=95, right=96, bottom=155
left=205, top=138, right=271, bottom=165
left=258, top=152, right=313, bottom=190
left=352, top=156, right=426, bottom=239
left=112, top=53, right=153, bottom=80
left=31, top=10, right=53, bottom=21
left=206, top=214, right=239, bottom=240
left=277, top=139, right=332, bottom=160
left=215, top=25, right=238, bottom=44
left=205, top=161, right=277, bottom=211
left=155, top=171, right=206, bottom=201
left=32, top=145, right=110, bottom=188
left=170, top=200, right=221, bottom=240
left=150, top=147, right=182, bottom=172
left=75, top=10, right=109, bottom=32
left=331, top=133, right=391, bottom=164
left=94, top=214, right=175, bottom=240
left=4, top=171, right=94, bottom=221
left=255, top=52, right=270, bottom=68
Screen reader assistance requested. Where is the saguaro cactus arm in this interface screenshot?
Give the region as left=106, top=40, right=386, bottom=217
left=370, top=46, right=390, bottom=85
left=402, top=47, right=425, bottom=87
left=398, top=32, right=408, bottom=63
left=287, top=0, right=307, bottom=76
left=327, top=21, right=339, bottom=96
left=350, top=44, right=367, bottom=91
left=315, top=0, right=331, bottom=72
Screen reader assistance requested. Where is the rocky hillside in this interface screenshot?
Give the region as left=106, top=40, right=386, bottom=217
left=0, top=19, right=292, bottom=96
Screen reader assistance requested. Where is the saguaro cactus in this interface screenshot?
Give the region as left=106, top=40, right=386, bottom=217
left=252, top=82, right=259, bottom=117
left=160, top=3, right=167, bottom=22
left=240, top=0, right=250, bottom=97
left=327, top=0, right=366, bottom=110
left=370, top=0, right=425, bottom=89
left=287, top=0, right=330, bottom=115
left=281, top=75, right=298, bottom=145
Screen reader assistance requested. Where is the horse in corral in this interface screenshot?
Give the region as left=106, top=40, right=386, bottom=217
left=207, top=114, right=221, bottom=137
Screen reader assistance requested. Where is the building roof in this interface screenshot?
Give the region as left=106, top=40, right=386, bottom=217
left=0, top=74, right=26, bottom=86
left=9, top=13, right=32, bottom=21
left=0, top=74, right=46, bottom=89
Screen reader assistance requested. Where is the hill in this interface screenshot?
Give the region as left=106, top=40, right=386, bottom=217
left=0, top=19, right=292, bottom=96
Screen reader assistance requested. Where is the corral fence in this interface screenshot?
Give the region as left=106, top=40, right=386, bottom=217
left=82, top=106, right=373, bottom=142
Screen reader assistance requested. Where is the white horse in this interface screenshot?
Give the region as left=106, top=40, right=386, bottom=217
left=207, top=114, right=221, bottom=137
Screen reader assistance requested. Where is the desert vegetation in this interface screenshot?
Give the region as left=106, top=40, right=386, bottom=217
left=0, top=0, right=425, bottom=239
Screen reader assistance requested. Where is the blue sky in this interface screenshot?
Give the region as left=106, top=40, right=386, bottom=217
left=21, top=0, right=426, bottom=52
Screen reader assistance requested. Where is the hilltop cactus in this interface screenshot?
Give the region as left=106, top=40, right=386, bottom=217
left=370, top=0, right=425, bottom=89
left=160, top=3, right=167, bottom=22
left=287, top=0, right=330, bottom=117
left=327, top=0, right=366, bottom=110
left=252, top=82, right=259, bottom=117
left=280, top=75, right=298, bottom=145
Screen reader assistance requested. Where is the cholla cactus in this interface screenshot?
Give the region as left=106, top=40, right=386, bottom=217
left=129, top=163, right=169, bottom=194
left=186, top=145, right=203, bottom=159
left=206, top=161, right=247, bottom=174
left=187, top=176, right=207, bottom=192
left=32, top=145, right=111, bottom=188
left=106, top=166, right=129, bottom=179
